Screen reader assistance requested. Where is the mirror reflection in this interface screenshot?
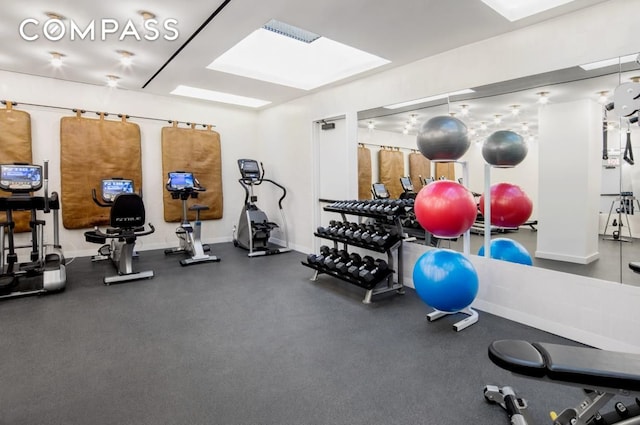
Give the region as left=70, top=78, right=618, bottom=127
left=357, top=54, right=640, bottom=286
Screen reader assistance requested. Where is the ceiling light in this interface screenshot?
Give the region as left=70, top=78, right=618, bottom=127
left=367, top=121, right=375, bottom=130
left=537, top=91, right=549, bottom=104
left=480, top=122, right=488, bottom=131
left=170, top=85, right=271, bottom=108
left=384, top=89, right=475, bottom=109
left=410, top=114, right=418, bottom=124
left=207, top=20, right=390, bottom=91
left=404, top=122, right=412, bottom=130
left=511, top=105, right=520, bottom=115
left=469, top=128, right=477, bottom=136
left=460, top=104, right=470, bottom=116
left=138, top=10, right=156, bottom=21
left=579, top=54, right=638, bottom=71
left=481, top=0, right=576, bottom=22
left=45, top=12, right=65, bottom=20
left=631, top=76, right=640, bottom=83
left=521, top=123, right=529, bottom=132
left=50, top=51, right=64, bottom=67
left=597, top=91, right=609, bottom=104
left=117, top=50, right=134, bottom=66
left=494, top=114, right=502, bottom=124
left=106, top=75, right=120, bottom=88
left=402, top=128, right=409, bottom=135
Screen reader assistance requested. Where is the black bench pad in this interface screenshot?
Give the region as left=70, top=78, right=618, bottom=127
left=489, top=340, right=640, bottom=392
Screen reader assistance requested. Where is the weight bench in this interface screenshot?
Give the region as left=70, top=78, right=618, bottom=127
left=484, top=339, right=640, bottom=425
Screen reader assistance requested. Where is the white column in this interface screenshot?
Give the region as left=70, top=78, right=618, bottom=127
left=536, top=99, right=602, bottom=264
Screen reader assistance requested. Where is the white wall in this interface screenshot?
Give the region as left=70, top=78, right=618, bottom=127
left=537, top=99, right=602, bottom=263
left=256, top=0, right=640, bottom=351
left=0, top=70, right=259, bottom=258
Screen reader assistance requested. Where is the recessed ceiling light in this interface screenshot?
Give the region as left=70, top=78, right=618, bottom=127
left=481, top=0, right=576, bottom=21
left=106, top=75, right=120, bottom=88
left=138, top=10, right=156, bottom=20
left=383, top=89, right=475, bottom=110
left=537, top=91, right=550, bottom=104
left=579, top=54, right=638, bottom=71
left=50, top=51, right=64, bottom=67
left=207, top=20, right=390, bottom=91
left=117, top=50, right=134, bottom=66
left=170, top=85, right=271, bottom=108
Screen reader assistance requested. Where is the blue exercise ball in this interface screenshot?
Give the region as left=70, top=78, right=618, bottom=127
left=478, top=238, right=533, bottom=266
left=412, top=249, right=479, bottom=313
left=416, top=116, right=470, bottom=161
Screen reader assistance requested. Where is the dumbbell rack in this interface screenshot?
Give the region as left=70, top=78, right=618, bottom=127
left=302, top=201, right=405, bottom=304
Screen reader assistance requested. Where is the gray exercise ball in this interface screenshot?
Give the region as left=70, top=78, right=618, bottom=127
left=482, top=130, right=528, bottom=167
left=416, top=116, right=470, bottom=161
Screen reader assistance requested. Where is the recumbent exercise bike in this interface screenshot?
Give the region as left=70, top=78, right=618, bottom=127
left=164, top=171, right=220, bottom=266
left=233, top=159, right=290, bottom=257
left=0, top=161, right=66, bottom=299
left=84, top=178, right=155, bottom=285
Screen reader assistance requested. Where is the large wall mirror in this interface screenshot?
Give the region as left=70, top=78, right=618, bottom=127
left=357, top=53, right=640, bottom=286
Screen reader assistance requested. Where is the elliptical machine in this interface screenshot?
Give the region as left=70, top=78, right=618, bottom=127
left=0, top=161, right=66, bottom=299
left=164, top=171, right=220, bottom=266
left=233, top=159, right=290, bottom=257
left=84, top=178, right=155, bottom=285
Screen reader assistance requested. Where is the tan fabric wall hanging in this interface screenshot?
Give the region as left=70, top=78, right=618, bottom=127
left=0, top=102, right=33, bottom=232
left=435, top=162, right=456, bottom=181
left=378, top=149, right=404, bottom=199
left=408, top=152, right=430, bottom=193
left=60, top=113, right=142, bottom=229
left=357, top=145, right=372, bottom=200
left=161, top=124, right=223, bottom=222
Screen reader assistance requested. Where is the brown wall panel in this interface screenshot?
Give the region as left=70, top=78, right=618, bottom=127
left=409, top=152, right=431, bottom=193
left=378, top=149, right=404, bottom=199
left=161, top=126, right=223, bottom=222
left=358, top=146, right=372, bottom=200
left=60, top=115, right=142, bottom=229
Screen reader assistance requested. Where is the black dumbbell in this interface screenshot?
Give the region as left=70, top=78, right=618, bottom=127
left=347, top=254, right=366, bottom=277
left=351, top=224, right=369, bottom=241
left=358, top=258, right=389, bottom=283
left=322, top=248, right=340, bottom=269
left=360, top=225, right=377, bottom=244
left=337, top=252, right=361, bottom=274
left=307, top=245, right=330, bottom=265
left=325, top=250, right=349, bottom=270
left=351, top=255, right=375, bottom=278
left=343, top=223, right=358, bottom=239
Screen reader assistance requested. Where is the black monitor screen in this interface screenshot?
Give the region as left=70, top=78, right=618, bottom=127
left=0, top=164, right=42, bottom=192
left=101, top=179, right=134, bottom=202
left=372, top=183, right=389, bottom=198
left=238, top=159, right=260, bottom=180
left=168, top=172, right=195, bottom=190
left=400, top=177, right=413, bottom=191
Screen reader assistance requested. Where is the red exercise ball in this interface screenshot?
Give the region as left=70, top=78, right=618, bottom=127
left=479, top=183, right=532, bottom=228
left=414, top=180, right=477, bottom=238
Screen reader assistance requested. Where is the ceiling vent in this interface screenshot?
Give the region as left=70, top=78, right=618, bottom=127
left=262, top=19, right=320, bottom=43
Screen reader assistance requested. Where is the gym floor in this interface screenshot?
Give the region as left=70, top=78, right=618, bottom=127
left=0, top=243, right=628, bottom=425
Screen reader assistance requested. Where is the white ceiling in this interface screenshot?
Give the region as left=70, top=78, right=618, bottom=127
left=0, top=0, right=609, bottom=109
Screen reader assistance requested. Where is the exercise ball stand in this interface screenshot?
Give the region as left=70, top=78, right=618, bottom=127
left=425, top=160, right=479, bottom=332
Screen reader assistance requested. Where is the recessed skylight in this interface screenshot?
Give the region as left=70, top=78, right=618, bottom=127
left=579, top=54, right=639, bottom=71
left=170, top=85, right=271, bottom=108
left=207, top=20, right=390, bottom=90
left=481, top=0, right=576, bottom=21
left=383, top=89, right=475, bottom=110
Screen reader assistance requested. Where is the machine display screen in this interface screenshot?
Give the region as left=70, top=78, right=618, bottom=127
left=372, top=183, right=389, bottom=198
left=168, top=172, right=195, bottom=190
left=101, top=179, right=134, bottom=202
left=400, top=177, right=413, bottom=191
left=239, top=159, right=260, bottom=180
left=0, top=164, right=42, bottom=192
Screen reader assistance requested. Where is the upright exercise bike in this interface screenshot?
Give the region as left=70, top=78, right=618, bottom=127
left=164, top=171, right=220, bottom=266
left=84, top=178, right=155, bottom=285
left=0, top=161, right=66, bottom=299
left=233, top=159, right=290, bottom=257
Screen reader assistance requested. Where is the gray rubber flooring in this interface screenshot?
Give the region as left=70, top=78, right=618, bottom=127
left=0, top=243, right=627, bottom=424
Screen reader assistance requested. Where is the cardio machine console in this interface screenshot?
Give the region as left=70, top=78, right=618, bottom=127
left=167, top=172, right=195, bottom=191
left=0, top=164, right=42, bottom=193
left=400, top=176, right=414, bottom=192
left=101, top=179, right=134, bottom=203
left=238, top=159, right=261, bottom=181
left=372, top=183, right=390, bottom=199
